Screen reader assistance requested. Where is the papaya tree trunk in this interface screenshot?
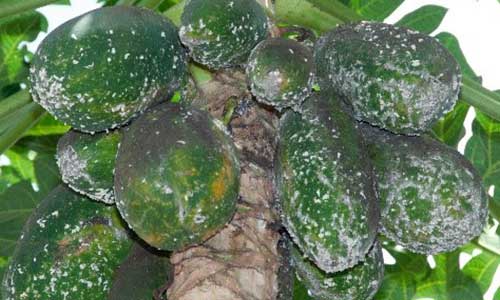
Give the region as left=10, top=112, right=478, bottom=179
left=167, top=70, right=285, bottom=300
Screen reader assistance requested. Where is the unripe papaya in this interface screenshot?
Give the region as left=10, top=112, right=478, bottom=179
left=362, top=125, right=488, bottom=254
left=276, top=94, right=379, bottom=272
left=57, top=130, right=121, bottom=204
left=315, top=22, right=461, bottom=135
left=115, top=103, right=240, bottom=251
left=291, top=241, right=384, bottom=300
left=30, top=6, right=187, bottom=133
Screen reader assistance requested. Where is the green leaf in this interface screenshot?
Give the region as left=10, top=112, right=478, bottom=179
left=431, top=31, right=478, bottom=148
left=0, top=11, right=48, bottom=99
left=374, top=242, right=429, bottom=300
left=395, top=5, right=447, bottom=34
left=14, top=134, right=60, bottom=152
left=0, top=180, right=40, bottom=256
left=431, top=100, right=470, bottom=148
left=157, top=0, right=181, bottom=11
left=350, top=0, right=404, bottom=21
left=0, top=135, right=61, bottom=257
left=0, top=255, right=7, bottom=282
left=24, top=114, right=69, bottom=136
left=435, top=32, right=481, bottom=83
left=0, top=166, right=23, bottom=194
left=465, top=104, right=500, bottom=221
left=0, top=0, right=62, bottom=19
left=4, top=148, right=35, bottom=183
left=374, top=273, right=415, bottom=300
left=414, top=250, right=483, bottom=300
left=462, top=245, right=500, bottom=294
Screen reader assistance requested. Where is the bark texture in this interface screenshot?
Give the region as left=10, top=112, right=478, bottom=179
left=167, top=70, right=285, bottom=300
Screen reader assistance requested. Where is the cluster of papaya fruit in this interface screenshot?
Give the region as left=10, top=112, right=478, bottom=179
left=1, top=0, right=487, bottom=299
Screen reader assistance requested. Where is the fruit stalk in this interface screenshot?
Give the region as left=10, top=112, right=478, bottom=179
left=273, top=0, right=500, bottom=122
left=273, top=0, right=342, bottom=33
left=0, top=0, right=60, bottom=19
left=461, top=76, right=500, bottom=121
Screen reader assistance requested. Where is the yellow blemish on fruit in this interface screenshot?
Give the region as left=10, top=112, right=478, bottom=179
left=210, top=155, right=233, bottom=200
left=143, top=232, right=165, bottom=246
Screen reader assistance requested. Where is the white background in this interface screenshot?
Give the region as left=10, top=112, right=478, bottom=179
left=29, top=1, right=500, bottom=299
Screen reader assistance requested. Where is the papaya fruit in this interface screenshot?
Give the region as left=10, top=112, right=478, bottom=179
left=30, top=6, right=187, bottom=133
left=292, top=241, right=384, bottom=300
left=114, top=103, right=240, bottom=251
left=247, top=38, right=315, bottom=110
left=57, top=130, right=121, bottom=204
left=361, top=124, right=488, bottom=254
left=2, top=185, right=172, bottom=300
left=276, top=93, right=379, bottom=272
left=2, top=185, right=131, bottom=299
left=180, top=0, right=268, bottom=69
left=315, top=21, right=461, bottom=135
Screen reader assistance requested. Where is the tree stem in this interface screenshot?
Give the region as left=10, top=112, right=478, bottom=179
left=0, top=0, right=60, bottom=19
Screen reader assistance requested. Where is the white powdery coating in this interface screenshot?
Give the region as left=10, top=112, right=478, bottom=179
left=315, top=21, right=461, bottom=134
left=57, top=145, right=93, bottom=185
left=57, top=145, right=115, bottom=204
left=378, top=141, right=487, bottom=254
left=30, top=64, right=70, bottom=113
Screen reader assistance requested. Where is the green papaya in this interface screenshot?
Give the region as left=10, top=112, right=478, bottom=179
left=2, top=185, right=131, bottom=299
left=57, top=130, right=121, bottom=204
left=292, top=241, right=384, bottom=300
left=361, top=125, right=488, bottom=254
left=1, top=186, right=172, bottom=300
left=180, top=0, right=268, bottom=69
left=276, top=94, right=379, bottom=272
left=114, top=103, right=240, bottom=251
left=315, top=22, right=461, bottom=135
left=246, top=38, right=315, bottom=110
left=30, top=6, right=187, bottom=133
